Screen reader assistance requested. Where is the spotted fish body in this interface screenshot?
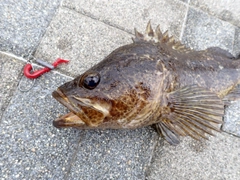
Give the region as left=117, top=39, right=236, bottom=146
left=52, top=22, right=240, bottom=145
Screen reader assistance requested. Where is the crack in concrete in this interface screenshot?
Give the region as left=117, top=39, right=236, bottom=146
left=144, top=133, right=161, bottom=179
left=64, top=131, right=86, bottom=180
left=0, top=59, right=24, bottom=123
left=180, top=1, right=190, bottom=41
left=222, top=130, right=240, bottom=139
left=61, top=6, right=133, bottom=35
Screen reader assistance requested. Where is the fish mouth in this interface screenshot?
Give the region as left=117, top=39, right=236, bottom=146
left=52, top=88, right=80, bottom=113
left=52, top=89, right=111, bottom=128
left=52, top=88, right=86, bottom=128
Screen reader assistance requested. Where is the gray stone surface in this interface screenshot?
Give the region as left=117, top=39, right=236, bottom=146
left=223, top=102, right=240, bottom=137
left=182, top=7, right=238, bottom=56
left=146, top=133, right=240, bottom=180
left=0, top=53, right=24, bottom=119
left=34, top=7, right=131, bottom=77
left=68, top=128, right=157, bottom=180
left=62, top=0, right=188, bottom=38
left=190, top=0, right=240, bottom=27
left=0, top=0, right=61, bottom=56
left=0, top=71, right=81, bottom=179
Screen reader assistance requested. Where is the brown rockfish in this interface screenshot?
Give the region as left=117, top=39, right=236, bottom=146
left=52, top=22, right=240, bottom=145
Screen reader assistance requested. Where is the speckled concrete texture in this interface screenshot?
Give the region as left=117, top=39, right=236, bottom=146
left=34, top=7, right=131, bottom=77
left=0, top=0, right=61, bottom=56
left=62, top=0, right=188, bottom=37
left=0, top=53, right=24, bottom=119
left=0, top=71, right=81, bottom=179
left=68, top=128, right=157, bottom=180
left=146, top=133, right=240, bottom=180
left=1, top=0, right=240, bottom=179
left=182, top=7, right=237, bottom=56
left=223, top=102, right=240, bottom=136
left=190, top=0, right=240, bottom=27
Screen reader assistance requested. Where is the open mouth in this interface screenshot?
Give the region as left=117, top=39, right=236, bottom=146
left=52, top=88, right=85, bottom=128
left=52, top=89, right=110, bottom=128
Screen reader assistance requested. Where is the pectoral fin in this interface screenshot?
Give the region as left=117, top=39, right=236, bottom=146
left=154, top=85, right=224, bottom=145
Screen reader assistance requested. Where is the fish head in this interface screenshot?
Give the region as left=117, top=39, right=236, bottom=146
left=52, top=42, right=165, bottom=129
left=52, top=70, right=110, bottom=128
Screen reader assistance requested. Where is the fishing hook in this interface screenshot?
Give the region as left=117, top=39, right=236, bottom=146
left=23, top=58, right=69, bottom=79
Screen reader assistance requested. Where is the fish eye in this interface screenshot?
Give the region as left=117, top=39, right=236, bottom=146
left=81, top=72, right=100, bottom=90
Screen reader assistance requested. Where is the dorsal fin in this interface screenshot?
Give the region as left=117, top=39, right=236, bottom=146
left=145, top=21, right=154, bottom=37
left=132, top=21, right=192, bottom=53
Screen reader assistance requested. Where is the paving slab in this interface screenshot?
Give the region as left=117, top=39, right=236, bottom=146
left=34, top=7, right=131, bottom=77
left=62, top=0, right=188, bottom=38
left=182, top=7, right=238, bottom=56
left=0, top=53, right=24, bottom=119
left=0, top=66, right=81, bottom=179
left=68, top=128, right=157, bottom=180
left=190, top=0, right=240, bottom=27
left=0, top=0, right=61, bottom=56
left=223, top=102, right=240, bottom=137
left=146, top=133, right=240, bottom=180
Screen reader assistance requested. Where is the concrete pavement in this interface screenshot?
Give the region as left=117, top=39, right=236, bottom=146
left=1, top=0, right=240, bottom=179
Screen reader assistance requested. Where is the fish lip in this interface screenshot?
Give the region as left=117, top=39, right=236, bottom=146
left=52, top=112, right=86, bottom=128
left=52, top=89, right=85, bottom=128
left=52, top=88, right=79, bottom=114
left=53, top=118, right=67, bottom=128
left=52, top=116, right=78, bottom=128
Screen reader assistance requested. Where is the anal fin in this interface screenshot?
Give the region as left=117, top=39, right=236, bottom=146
left=155, top=85, right=224, bottom=145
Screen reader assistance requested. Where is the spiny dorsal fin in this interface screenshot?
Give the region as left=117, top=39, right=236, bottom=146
left=145, top=21, right=154, bottom=37
left=132, top=21, right=191, bottom=53
left=134, top=28, right=144, bottom=40
left=154, top=85, right=224, bottom=145
left=155, top=25, right=163, bottom=40
left=162, top=30, right=169, bottom=43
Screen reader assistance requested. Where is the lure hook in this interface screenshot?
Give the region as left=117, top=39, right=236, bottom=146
left=23, top=58, right=69, bottom=79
